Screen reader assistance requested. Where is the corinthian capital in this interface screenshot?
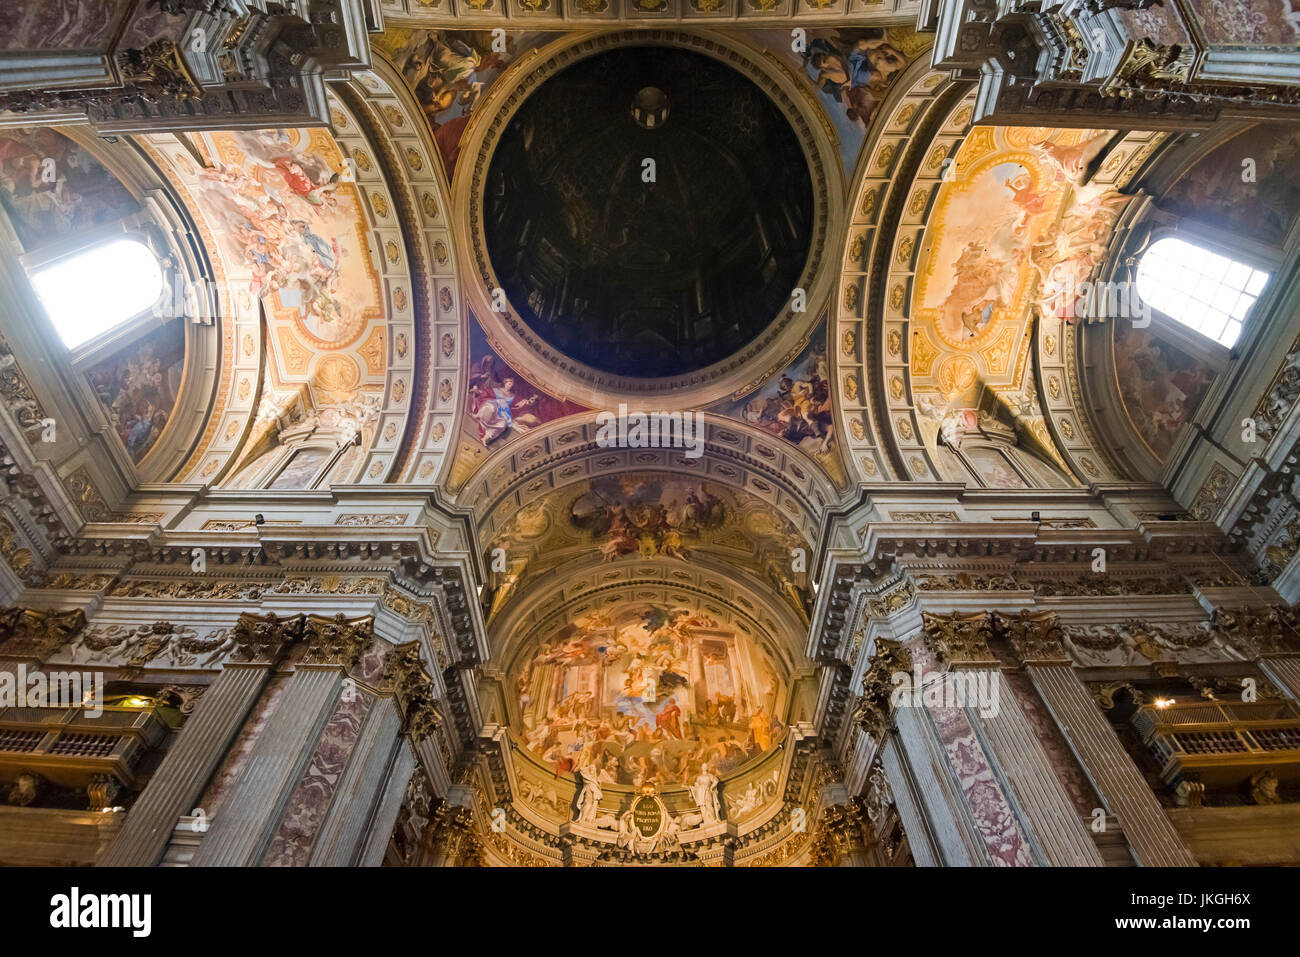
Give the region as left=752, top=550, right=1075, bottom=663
left=921, top=611, right=998, bottom=668
left=384, top=641, right=444, bottom=743
left=996, top=609, right=1069, bottom=663
left=230, top=612, right=306, bottom=664
left=853, top=638, right=912, bottom=737
left=0, top=607, right=86, bottom=660
left=300, top=613, right=377, bottom=670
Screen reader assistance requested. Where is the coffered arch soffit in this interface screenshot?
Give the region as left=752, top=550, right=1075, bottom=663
left=835, top=62, right=1164, bottom=487
left=461, top=412, right=840, bottom=554
left=137, top=70, right=464, bottom=490
left=490, top=559, right=815, bottom=684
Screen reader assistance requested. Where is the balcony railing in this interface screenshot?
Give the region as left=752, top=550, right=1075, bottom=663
left=1133, top=699, right=1300, bottom=788
left=0, top=705, right=168, bottom=798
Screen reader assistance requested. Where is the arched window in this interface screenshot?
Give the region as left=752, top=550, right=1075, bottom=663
left=1135, top=236, right=1269, bottom=348
left=29, top=237, right=164, bottom=350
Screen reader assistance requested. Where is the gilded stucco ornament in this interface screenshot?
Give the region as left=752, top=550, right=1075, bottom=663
left=0, top=608, right=86, bottom=660
left=854, top=638, right=912, bottom=737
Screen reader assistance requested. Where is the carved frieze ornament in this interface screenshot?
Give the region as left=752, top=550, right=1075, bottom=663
left=87, top=774, right=124, bottom=811
left=869, top=582, right=915, bottom=618
left=229, top=612, right=306, bottom=664
left=1091, top=681, right=1147, bottom=710
left=75, top=621, right=234, bottom=670
left=1077, top=0, right=1165, bottom=12
left=1213, top=605, right=1300, bottom=658
left=853, top=638, right=912, bottom=737
left=998, top=610, right=1069, bottom=663
left=921, top=611, right=998, bottom=669
left=384, top=641, right=444, bottom=743
left=1102, top=39, right=1195, bottom=97
left=116, top=40, right=202, bottom=100
left=610, top=785, right=683, bottom=857
left=1251, top=342, right=1300, bottom=443
left=0, top=607, right=86, bottom=660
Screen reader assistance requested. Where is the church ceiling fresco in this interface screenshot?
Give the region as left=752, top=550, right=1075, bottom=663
left=0, top=128, right=139, bottom=251
left=187, top=128, right=382, bottom=350
left=753, top=26, right=933, bottom=175
left=1163, top=123, right=1300, bottom=247
left=445, top=314, right=591, bottom=491
left=85, top=321, right=186, bottom=464
left=141, top=101, right=425, bottom=487
left=489, top=472, right=804, bottom=565
left=708, top=318, right=846, bottom=487
left=512, top=600, right=785, bottom=788
left=1112, top=323, right=1216, bottom=464
left=371, top=29, right=559, bottom=181
left=483, top=472, right=810, bottom=624
left=466, top=316, right=589, bottom=446
left=907, top=125, right=1130, bottom=472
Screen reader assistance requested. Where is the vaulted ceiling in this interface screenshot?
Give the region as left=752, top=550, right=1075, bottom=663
left=4, top=9, right=1300, bottom=863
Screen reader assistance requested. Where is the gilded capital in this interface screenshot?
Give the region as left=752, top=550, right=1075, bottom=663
left=384, top=640, right=444, bottom=743
left=854, top=637, right=912, bottom=737
left=0, top=607, right=86, bottom=660
left=921, top=611, right=998, bottom=668
left=997, top=609, right=1069, bottom=663
left=230, top=612, right=306, bottom=664
left=1212, top=605, right=1300, bottom=659
left=300, top=613, right=377, bottom=670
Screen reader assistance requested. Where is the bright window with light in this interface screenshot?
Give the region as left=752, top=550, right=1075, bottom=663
left=1135, top=237, right=1269, bottom=348
left=30, top=238, right=164, bottom=349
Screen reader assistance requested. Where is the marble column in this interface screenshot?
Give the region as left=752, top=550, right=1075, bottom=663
left=357, top=740, right=418, bottom=867
left=1025, top=663, right=1196, bottom=866
left=889, top=703, right=988, bottom=864
left=308, top=697, right=404, bottom=866
left=857, top=635, right=986, bottom=865
left=100, top=663, right=271, bottom=866
left=190, top=665, right=342, bottom=866
left=876, top=732, right=942, bottom=866
left=1260, top=656, right=1300, bottom=702
left=190, top=613, right=383, bottom=866
left=972, top=671, right=1103, bottom=865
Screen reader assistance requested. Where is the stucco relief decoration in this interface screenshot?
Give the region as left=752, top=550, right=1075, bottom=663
left=905, top=125, right=1131, bottom=478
